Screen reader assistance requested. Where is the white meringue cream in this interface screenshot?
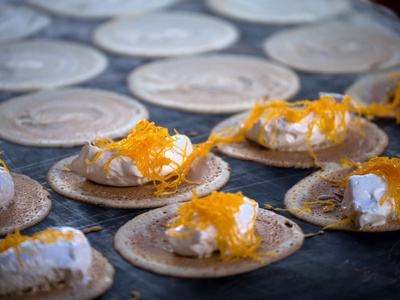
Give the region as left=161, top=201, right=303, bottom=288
left=0, top=167, right=14, bottom=210
left=342, top=174, right=397, bottom=228
left=68, top=134, right=193, bottom=187
left=166, top=197, right=258, bottom=258
left=0, top=227, right=92, bottom=296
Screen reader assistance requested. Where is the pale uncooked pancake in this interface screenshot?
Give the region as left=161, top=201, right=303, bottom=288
left=0, top=88, right=149, bottom=147
left=206, top=0, right=350, bottom=24
left=28, top=0, right=178, bottom=19
left=264, top=23, right=400, bottom=74
left=284, top=164, right=400, bottom=232
left=114, top=204, right=304, bottom=278
left=128, top=55, right=299, bottom=114
left=0, top=4, right=50, bottom=44
left=0, top=40, right=107, bottom=92
left=47, top=153, right=231, bottom=208
left=93, top=12, right=239, bottom=58
left=346, top=72, right=398, bottom=118
left=0, top=173, right=52, bottom=236
left=212, top=112, right=388, bottom=168
left=3, top=248, right=115, bottom=300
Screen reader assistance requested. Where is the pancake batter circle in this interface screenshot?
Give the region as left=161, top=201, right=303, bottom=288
left=28, top=0, right=178, bottom=19
left=346, top=72, right=399, bottom=118
left=0, top=88, right=149, bottom=147
left=93, top=11, right=239, bottom=58
left=128, top=54, right=300, bottom=114
left=0, top=39, right=107, bottom=92
left=0, top=4, right=50, bottom=44
left=263, top=23, right=400, bottom=74
left=206, top=0, right=350, bottom=24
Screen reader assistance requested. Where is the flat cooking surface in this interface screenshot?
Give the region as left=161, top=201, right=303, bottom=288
left=1, top=0, right=400, bottom=299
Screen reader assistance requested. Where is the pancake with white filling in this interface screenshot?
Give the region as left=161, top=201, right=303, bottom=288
left=211, top=95, right=388, bottom=168
left=47, top=120, right=231, bottom=208
left=114, top=192, right=304, bottom=278
left=0, top=227, right=114, bottom=299
left=0, top=153, right=52, bottom=235
left=283, top=157, right=400, bottom=231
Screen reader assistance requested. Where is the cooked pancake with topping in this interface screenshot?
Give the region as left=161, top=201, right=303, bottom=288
left=0, top=152, right=52, bottom=235
left=0, top=227, right=114, bottom=299
left=47, top=120, right=231, bottom=208
left=283, top=157, right=400, bottom=231
left=211, top=94, right=388, bottom=168
left=114, top=191, right=304, bottom=278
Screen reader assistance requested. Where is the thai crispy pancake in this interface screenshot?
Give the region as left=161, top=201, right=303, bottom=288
left=346, top=72, right=398, bottom=118
left=113, top=203, right=304, bottom=278
left=211, top=112, right=388, bottom=168
left=47, top=153, right=231, bottom=209
left=93, top=12, right=239, bottom=58
left=128, top=54, right=299, bottom=114
left=284, top=163, right=400, bottom=232
left=0, top=88, right=149, bottom=147
left=28, top=0, right=178, bottom=19
left=2, top=248, right=115, bottom=300
left=0, top=4, right=50, bottom=44
left=206, top=0, right=350, bottom=25
left=0, top=40, right=107, bottom=92
left=263, top=23, right=400, bottom=74
left=0, top=173, right=52, bottom=235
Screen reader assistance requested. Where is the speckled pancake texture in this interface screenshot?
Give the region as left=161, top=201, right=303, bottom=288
left=0, top=40, right=107, bottom=92
left=114, top=204, right=304, bottom=278
left=28, top=0, right=178, bottom=19
left=0, top=88, right=149, bottom=147
left=212, top=112, right=388, bottom=168
left=346, top=72, right=399, bottom=118
left=284, top=164, right=400, bottom=232
left=264, top=23, right=400, bottom=74
left=128, top=54, right=299, bottom=114
left=47, top=153, right=231, bottom=208
left=0, top=173, right=52, bottom=236
left=206, top=0, right=350, bottom=25
left=2, top=248, right=115, bottom=300
left=0, top=4, right=50, bottom=44
left=93, top=11, right=239, bottom=58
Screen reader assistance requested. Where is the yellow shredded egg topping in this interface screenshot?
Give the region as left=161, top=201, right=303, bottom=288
left=0, top=151, right=10, bottom=173
left=167, top=191, right=262, bottom=261
left=0, top=229, right=76, bottom=267
left=213, top=95, right=364, bottom=169
left=84, top=95, right=371, bottom=195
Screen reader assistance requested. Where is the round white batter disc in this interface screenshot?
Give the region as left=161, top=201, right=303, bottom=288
left=93, top=11, right=239, bottom=58
left=206, top=0, right=350, bottom=24
left=0, top=88, right=149, bottom=147
left=0, top=40, right=107, bottom=92
left=263, top=23, right=400, bottom=74
left=128, top=54, right=299, bottom=114
left=28, top=0, right=178, bottom=19
left=0, top=4, right=50, bottom=44
left=346, top=72, right=399, bottom=118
